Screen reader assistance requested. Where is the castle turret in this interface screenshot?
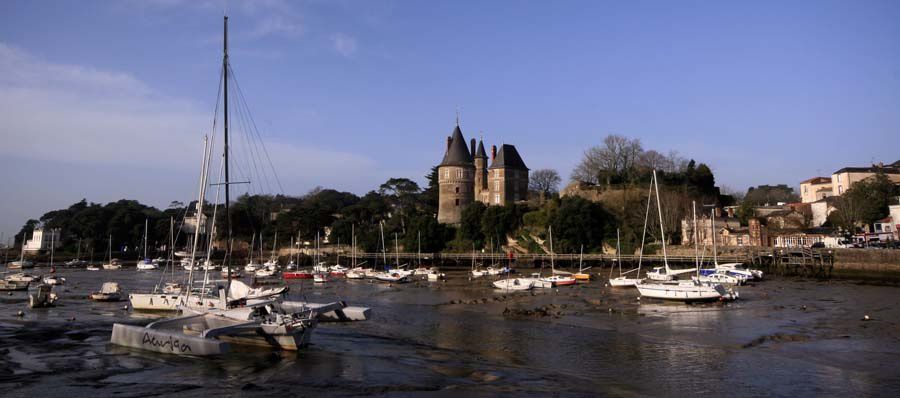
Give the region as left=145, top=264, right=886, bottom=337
left=473, top=139, right=489, bottom=203
left=437, top=125, right=475, bottom=224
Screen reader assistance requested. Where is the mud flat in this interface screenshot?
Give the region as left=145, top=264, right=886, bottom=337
left=1, top=268, right=899, bottom=396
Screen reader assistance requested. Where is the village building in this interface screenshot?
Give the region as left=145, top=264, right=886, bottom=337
left=829, top=162, right=900, bottom=196
left=437, top=123, right=529, bottom=224
left=800, top=177, right=833, bottom=203
left=23, top=227, right=62, bottom=252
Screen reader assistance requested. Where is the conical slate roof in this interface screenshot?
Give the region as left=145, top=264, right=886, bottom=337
left=440, top=125, right=474, bottom=167
left=474, top=140, right=487, bottom=159
left=489, top=144, right=528, bottom=170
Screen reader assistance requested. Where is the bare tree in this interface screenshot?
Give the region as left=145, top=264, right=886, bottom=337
left=571, top=135, right=644, bottom=185
left=529, top=169, right=562, bottom=195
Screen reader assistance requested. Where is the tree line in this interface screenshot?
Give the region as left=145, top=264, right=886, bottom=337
left=15, top=134, right=751, bottom=257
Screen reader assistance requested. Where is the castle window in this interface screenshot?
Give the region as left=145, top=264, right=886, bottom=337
left=444, top=170, right=449, bottom=180
left=455, top=187, right=459, bottom=193
left=494, top=180, right=500, bottom=191
left=455, top=199, right=459, bottom=206
left=494, top=194, right=500, bottom=204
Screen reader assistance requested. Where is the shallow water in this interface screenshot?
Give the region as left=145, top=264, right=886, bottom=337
left=1, top=267, right=899, bottom=396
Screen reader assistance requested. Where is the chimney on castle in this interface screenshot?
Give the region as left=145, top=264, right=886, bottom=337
left=491, top=145, right=497, bottom=160
left=470, top=138, right=476, bottom=157
left=446, top=136, right=452, bottom=151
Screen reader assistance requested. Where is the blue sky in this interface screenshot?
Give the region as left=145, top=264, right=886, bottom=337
left=1, top=0, right=899, bottom=241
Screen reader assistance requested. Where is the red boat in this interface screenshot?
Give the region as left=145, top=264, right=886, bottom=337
left=283, top=270, right=313, bottom=280
left=329, top=270, right=346, bottom=278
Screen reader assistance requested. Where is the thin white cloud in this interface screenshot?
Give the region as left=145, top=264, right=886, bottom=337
left=331, top=33, right=358, bottom=57
left=0, top=41, right=378, bottom=186
left=247, top=15, right=303, bottom=39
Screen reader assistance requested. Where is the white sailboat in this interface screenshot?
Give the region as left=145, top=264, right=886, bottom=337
left=698, top=209, right=761, bottom=281
left=137, top=219, right=159, bottom=270
left=540, top=226, right=575, bottom=287
left=101, top=235, right=121, bottom=270
left=8, top=235, right=33, bottom=269
left=635, top=170, right=737, bottom=302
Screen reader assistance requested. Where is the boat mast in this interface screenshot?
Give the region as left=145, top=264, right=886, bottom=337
left=693, top=201, right=699, bottom=278
left=222, top=15, right=233, bottom=291
left=652, top=170, right=669, bottom=270
left=143, top=219, right=148, bottom=259
left=711, top=207, right=718, bottom=266
left=548, top=225, right=554, bottom=274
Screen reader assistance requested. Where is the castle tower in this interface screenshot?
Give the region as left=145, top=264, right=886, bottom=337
left=473, top=139, right=489, bottom=203
left=437, top=125, right=475, bottom=224
left=487, top=144, right=529, bottom=206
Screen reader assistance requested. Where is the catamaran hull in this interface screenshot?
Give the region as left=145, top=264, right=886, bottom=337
left=111, top=323, right=230, bottom=356
left=129, top=293, right=225, bottom=311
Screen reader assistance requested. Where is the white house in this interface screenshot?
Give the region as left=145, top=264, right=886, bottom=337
left=24, top=228, right=62, bottom=252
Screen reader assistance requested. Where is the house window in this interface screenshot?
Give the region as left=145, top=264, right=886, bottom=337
left=837, top=174, right=842, bottom=183
left=838, top=186, right=843, bottom=194
left=494, top=194, right=500, bottom=204
left=803, top=186, right=808, bottom=193
left=457, top=170, right=463, bottom=179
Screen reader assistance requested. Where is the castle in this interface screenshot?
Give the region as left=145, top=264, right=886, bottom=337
left=437, top=123, right=529, bottom=224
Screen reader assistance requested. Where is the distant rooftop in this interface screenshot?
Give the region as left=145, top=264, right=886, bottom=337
left=439, top=125, right=473, bottom=167
left=489, top=144, right=528, bottom=170
left=800, top=177, right=831, bottom=185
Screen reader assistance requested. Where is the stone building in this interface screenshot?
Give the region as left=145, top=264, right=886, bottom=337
left=437, top=124, right=529, bottom=224
left=800, top=177, right=833, bottom=203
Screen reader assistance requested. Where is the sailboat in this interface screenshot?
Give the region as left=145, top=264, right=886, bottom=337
left=137, top=219, right=159, bottom=270
left=698, top=209, right=761, bottom=281
left=609, top=230, right=642, bottom=287
left=65, top=238, right=88, bottom=267
left=540, top=226, right=576, bottom=287
left=345, top=225, right=368, bottom=279
left=8, top=234, right=34, bottom=269
left=101, top=235, right=121, bottom=270
left=635, top=170, right=738, bottom=302
left=573, top=245, right=591, bottom=281
left=113, top=16, right=324, bottom=355
left=691, top=204, right=744, bottom=286
left=373, top=226, right=409, bottom=283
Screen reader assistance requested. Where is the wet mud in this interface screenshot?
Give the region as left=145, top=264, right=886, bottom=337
left=1, top=268, right=899, bottom=396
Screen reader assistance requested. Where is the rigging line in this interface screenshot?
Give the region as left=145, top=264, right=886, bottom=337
left=227, top=64, right=271, bottom=194
left=231, top=72, right=274, bottom=196
left=229, top=73, right=269, bottom=195
left=223, top=65, right=261, bottom=194
left=228, top=64, right=285, bottom=194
